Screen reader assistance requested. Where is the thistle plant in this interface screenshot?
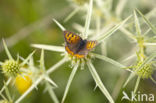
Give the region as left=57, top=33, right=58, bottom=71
left=31, top=0, right=132, bottom=103
left=64, top=0, right=89, bottom=22
left=0, top=39, right=35, bottom=98
left=0, top=82, right=13, bottom=103
left=13, top=49, right=60, bottom=103
left=0, top=0, right=156, bottom=103
left=0, top=39, right=35, bottom=77
left=1, top=40, right=20, bottom=77
left=2, top=60, right=20, bottom=77
left=122, top=9, right=156, bottom=94
left=71, top=0, right=133, bottom=57
left=1, top=47, right=59, bottom=103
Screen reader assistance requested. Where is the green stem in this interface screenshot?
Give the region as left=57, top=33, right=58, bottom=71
left=87, top=61, right=114, bottom=103
left=150, top=76, right=156, bottom=84
left=64, top=7, right=80, bottom=22
left=0, top=78, right=12, bottom=94
left=61, top=63, right=79, bottom=103
left=134, top=76, right=140, bottom=94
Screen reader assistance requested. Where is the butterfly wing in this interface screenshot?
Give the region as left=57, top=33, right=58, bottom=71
left=64, top=31, right=82, bottom=54
left=85, top=41, right=97, bottom=50
left=77, top=40, right=97, bottom=56
left=64, top=31, right=97, bottom=58
left=64, top=31, right=81, bottom=44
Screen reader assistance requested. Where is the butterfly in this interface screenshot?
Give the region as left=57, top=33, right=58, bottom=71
left=64, top=31, right=97, bottom=58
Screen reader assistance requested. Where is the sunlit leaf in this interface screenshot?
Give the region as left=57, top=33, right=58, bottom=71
left=53, top=19, right=66, bottom=31
left=116, top=0, right=128, bottom=17
left=134, top=10, right=141, bottom=36
left=0, top=62, right=3, bottom=65
left=150, top=76, right=156, bottom=84
left=46, top=83, right=59, bottom=103
left=83, top=0, right=93, bottom=39
left=44, top=76, right=58, bottom=88
left=40, top=49, right=45, bottom=70
left=61, top=63, right=79, bottom=103
left=3, top=81, right=12, bottom=102
left=20, top=51, right=35, bottom=67
left=32, top=44, right=65, bottom=52
left=136, top=9, right=156, bottom=34
left=134, top=76, right=140, bottom=94
left=87, top=61, right=114, bottom=103
left=64, top=7, right=80, bottom=22
left=92, top=53, right=125, bottom=68
left=2, top=39, right=13, bottom=60
left=123, top=73, right=136, bottom=88
left=0, top=78, right=12, bottom=95
left=97, top=15, right=132, bottom=43
left=47, top=57, right=67, bottom=74
left=144, top=42, right=156, bottom=46
left=120, top=27, right=136, bottom=41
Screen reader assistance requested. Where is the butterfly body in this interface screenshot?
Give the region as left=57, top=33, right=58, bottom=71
left=64, top=31, right=97, bottom=58
left=74, top=39, right=87, bottom=53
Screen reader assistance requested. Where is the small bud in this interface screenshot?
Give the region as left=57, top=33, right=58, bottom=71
left=2, top=60, right=20, bottom=77
left=135, top=61, right=153, bottom=79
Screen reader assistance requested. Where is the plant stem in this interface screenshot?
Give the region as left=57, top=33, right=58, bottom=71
left=47, top=57, right=67, bottom=74
left=134, top=76, right=140, bottom=94
left=87, top=61, right=114, bottom=103
left=0, top=78, right=12, bottom=94
left=61, top=63, right=79, bottom=103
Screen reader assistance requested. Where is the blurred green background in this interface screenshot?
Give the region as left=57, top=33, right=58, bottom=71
left=0, top=0, right=156, bottom=103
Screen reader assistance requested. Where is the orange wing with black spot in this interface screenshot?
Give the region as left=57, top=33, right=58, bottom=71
left=86, top=41, right=97, bottom=50
left=65, top=46, right=85, bottom=58
left=64, top=31, right=81, bottom=44
left=63, top=31, right=97, bottom=58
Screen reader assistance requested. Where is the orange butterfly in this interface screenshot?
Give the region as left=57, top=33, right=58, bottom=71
left=64, top=31, right=97, bottom=58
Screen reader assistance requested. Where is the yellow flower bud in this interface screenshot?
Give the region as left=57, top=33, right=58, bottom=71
left=15, top=74, right=32, bottom=94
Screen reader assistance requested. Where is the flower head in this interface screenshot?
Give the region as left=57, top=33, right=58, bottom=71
left=0, top=39, right=35, bottom=77
left=122, top=9, right=156, bottom=94
left=0, top=39, right=35, bottom=102
left=31, top=0, right=131, bottom=102
left=134, top=61, right=153, bottom=79
left=2, top=60, right=20, bottom=77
